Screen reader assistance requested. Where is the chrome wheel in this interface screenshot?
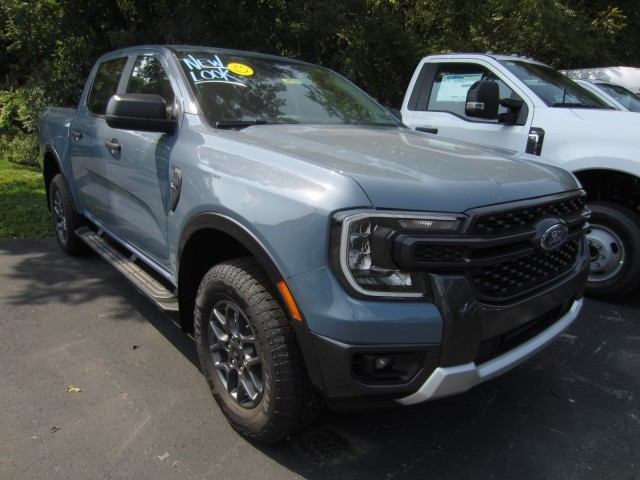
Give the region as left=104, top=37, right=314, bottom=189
left=584, top=201, right=640, bottom=299
left=587, top=223, right=624, bottom=282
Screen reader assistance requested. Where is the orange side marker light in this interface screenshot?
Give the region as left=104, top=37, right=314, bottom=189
left=277, top=280, right=303, bottom=321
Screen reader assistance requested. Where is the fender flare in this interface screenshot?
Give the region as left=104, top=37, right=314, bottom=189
left=177, top=211, right=286, bottom=287
left=41, top=144, right=67, bottom=205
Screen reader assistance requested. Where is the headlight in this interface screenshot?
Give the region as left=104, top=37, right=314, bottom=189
left=331, top=210, right=466, bottom=299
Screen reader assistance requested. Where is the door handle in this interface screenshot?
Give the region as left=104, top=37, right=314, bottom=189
left=105, top=140, right=121, bottom=153
left=416, top=127, right=438, bottom=135
left=71, top=130, right=83, bottom=140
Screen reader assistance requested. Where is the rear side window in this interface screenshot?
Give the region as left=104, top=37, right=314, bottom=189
left=88, top=57, right=127, bottom=115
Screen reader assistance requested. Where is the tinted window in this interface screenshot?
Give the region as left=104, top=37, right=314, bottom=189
left=176, top=50, right=396, bottom=127
left=127, top=56, right=175, bottom=112
left=88, top=57, right=127, bottom=115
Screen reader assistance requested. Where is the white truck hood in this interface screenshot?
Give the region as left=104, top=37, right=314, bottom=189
left=568, top=108, right=640, bottom=125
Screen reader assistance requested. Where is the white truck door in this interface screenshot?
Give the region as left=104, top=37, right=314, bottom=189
left=402, top=60, right=533, bottom=154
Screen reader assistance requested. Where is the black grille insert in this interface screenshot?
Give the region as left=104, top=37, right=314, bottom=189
left=414, top=244, right=467, bottom=263
left=471, top=196, right=586, bottom=234
left=469, top=240, right=579, bottom=299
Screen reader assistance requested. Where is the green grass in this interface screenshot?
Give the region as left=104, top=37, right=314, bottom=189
left=0, top=158, right=53, bottom=238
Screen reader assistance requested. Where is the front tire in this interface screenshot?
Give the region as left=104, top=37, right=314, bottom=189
left=49, top=174, right=85, bottom=256
left=585, top=201, right=640, bottom=299
left=194, top=258, right=321, bottom=443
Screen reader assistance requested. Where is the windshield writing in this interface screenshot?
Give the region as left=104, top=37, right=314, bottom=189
left=177, top=50, right=397, bottom=127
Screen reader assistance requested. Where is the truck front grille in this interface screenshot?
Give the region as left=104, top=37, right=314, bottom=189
left=469, top=239, right=579, bottom=299
left=414, top=244, right=466, bottom=263
left=395, top=192, right=588, bottom=303
left=471, top=196, right=586, bottom=234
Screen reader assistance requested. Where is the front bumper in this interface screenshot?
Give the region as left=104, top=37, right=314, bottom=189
left=396, top=298, right=582, bottom=405
left=291, top=243, right=588, bottom=407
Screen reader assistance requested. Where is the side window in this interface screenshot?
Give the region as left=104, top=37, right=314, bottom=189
left=127, top=56, right=175, bottom=117
left=88, top=57, right=127, bottom=115
left=426, top=63, right=519, bottom=121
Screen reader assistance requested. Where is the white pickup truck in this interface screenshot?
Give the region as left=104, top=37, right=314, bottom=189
left=401, top=53, right=640, bottom=298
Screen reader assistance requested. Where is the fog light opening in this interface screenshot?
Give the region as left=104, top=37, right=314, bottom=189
left=374, top=356, right=394, bottom=371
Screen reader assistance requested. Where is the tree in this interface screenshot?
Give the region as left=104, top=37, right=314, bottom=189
left=1, top=0, right=639, bottom=165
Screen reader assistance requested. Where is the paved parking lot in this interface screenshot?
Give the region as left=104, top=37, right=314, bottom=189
left=1, top=237, right=638, bottom=479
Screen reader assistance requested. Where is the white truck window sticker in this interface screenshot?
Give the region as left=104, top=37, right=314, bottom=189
left=436, top=74, right=483, bottom=102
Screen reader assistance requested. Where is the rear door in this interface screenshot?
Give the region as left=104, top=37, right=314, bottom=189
left=70, top=56, right=128, bottom=222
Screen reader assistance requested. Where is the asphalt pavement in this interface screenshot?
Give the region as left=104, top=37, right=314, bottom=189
left=1, top=237, right=638, bottom=480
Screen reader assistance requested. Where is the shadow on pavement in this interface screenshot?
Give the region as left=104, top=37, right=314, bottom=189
left=0, top=237, right=200, bottom=370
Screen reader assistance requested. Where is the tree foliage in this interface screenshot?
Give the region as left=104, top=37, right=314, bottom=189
left=1, top=0, right=638, bottom=165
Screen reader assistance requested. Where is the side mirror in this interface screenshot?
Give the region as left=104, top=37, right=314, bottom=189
left=105, top=94, right=176, bottom=134
left=465, top=80, right=499, bottom=119
left=498, top=97, right=523, bottom=125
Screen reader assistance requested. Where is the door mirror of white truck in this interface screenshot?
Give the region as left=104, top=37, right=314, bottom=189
left=498, top=97, right=524, bottom=125
left=465, top=81, right=499, bottom=120
left=105, top=93, right=176, bottom=134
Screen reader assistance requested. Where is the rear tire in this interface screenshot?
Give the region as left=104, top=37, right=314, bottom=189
left=194, top=258, right=322, bottom=443
left=50, top=174, right=85, bottom=256
left=585, top=201, right=640, bottom=299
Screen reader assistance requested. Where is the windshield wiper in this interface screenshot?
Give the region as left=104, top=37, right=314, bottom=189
left=215, top=119, right=268, bottom=130
left=552, top=102, right=611, bottom=109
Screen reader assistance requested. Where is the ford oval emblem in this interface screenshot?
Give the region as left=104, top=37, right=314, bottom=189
left=541, top=223, right=569, bottom=251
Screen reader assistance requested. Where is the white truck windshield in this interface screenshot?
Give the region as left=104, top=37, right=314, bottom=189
left=499, top=59, right=613, bottom=109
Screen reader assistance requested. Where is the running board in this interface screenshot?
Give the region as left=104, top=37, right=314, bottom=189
left=76, top=227, right=179, bottom=312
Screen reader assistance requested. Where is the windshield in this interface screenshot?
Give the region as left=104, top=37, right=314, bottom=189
left=175, top=49, right=397, bottom=127
left=595, top=83, right=640, bottom=112
left=499, top=59, right=612, bottom=109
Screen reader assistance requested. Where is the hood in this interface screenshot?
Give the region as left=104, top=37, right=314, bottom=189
left=567, top=108, right=640, bottom=125
left=227, top=125, right=578, bottom=212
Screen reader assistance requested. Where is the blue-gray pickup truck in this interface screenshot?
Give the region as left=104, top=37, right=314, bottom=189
left=39, top=45, right=590, bottom=443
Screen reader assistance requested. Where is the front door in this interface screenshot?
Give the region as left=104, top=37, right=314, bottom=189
left=102, top=54, right=178, bottom=269
left=403, top=61, right=533, bottom=153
